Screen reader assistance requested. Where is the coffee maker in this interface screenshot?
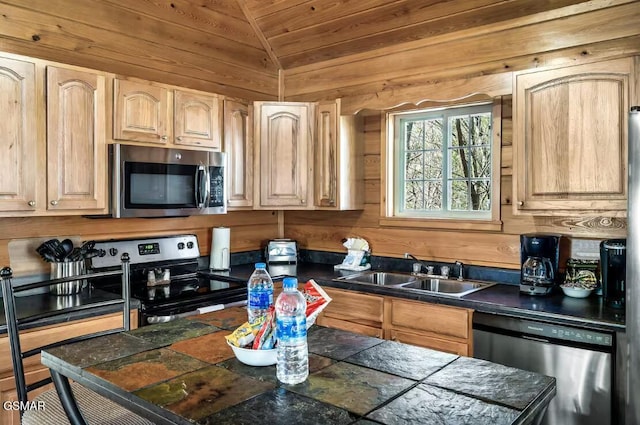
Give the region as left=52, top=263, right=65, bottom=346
left=520, top=234, right=560, bottom=295
left=600, top=239, right=626, bottom=309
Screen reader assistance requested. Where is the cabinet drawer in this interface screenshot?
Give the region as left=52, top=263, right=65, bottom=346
left=389, top=329, right=469, bottom=356
left=322, top=288, right=384, bottom=323
left=390, top=298, right=470, bottom=339
left=316, top=316, right=383, bottom=338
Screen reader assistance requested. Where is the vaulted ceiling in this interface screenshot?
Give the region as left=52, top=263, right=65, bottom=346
left=0, top=0, right=638, bottom=101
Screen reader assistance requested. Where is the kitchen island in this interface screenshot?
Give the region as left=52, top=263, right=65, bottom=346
left=42, top=307, right=555, bottom=425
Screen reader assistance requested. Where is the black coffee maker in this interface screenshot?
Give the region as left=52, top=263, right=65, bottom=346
left=520, top=234, right=560, bottom=295
left=600, top=239, right=626, bottom=309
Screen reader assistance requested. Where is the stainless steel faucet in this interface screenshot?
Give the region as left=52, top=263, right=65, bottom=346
left=404, top=253, right=428, bottom=274
left=455, top=260, right=464, bottom=281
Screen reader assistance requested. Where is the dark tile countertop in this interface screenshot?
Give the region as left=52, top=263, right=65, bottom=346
left=42, top=307, right=556, bottom=425
left=201, top=261, right=625, bottom=333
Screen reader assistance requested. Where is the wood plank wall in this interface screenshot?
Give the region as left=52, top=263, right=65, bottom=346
left=284, top=96, right=628, bottom=270
left=0, top=211, right=280, bottom=276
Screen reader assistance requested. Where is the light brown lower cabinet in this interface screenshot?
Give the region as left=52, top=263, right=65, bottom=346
left=315, top=287, right=384, bottom=338
left=386, top=298, right=473, bottom=356
left=0, top=311, right=138, bottom=425
left=316, top=287, right=473, bottom=356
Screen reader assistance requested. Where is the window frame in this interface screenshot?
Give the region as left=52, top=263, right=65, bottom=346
left=381, top=98, right=503, bottom=231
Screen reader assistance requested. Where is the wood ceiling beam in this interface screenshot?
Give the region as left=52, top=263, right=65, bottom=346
left=237, top=0, right=282, bottom=72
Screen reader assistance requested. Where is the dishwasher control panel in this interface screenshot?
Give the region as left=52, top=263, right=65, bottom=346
left=523, top=322, right=613, bottom=346
left=473, top=312, right=613, bottom=347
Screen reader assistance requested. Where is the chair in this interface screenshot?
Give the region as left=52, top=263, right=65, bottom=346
left=1, top=254, right=152, bottom=425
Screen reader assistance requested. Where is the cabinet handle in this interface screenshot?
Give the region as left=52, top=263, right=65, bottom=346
left=50, top=200, right=58, bottom=206
left=28, top=200, right=35, bottom=207
left=161, top=135, right=168, bottom=141
left=301, top=199, right=306, bottom=205
left=517, top=201, right=524, bottom=207
left=329, top=199, right=335, bottom=206
left=177, top=136, right=183, bottom=142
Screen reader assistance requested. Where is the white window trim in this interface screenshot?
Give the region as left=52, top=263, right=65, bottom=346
left=381, top=98, right=503, bottom=231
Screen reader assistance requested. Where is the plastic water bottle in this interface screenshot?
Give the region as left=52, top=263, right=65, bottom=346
left=275, top=277, right=308, bottom=385
left=247, top=262, right=274, bottom=324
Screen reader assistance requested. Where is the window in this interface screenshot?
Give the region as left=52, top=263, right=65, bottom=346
left=383, top=100, right=501, bottom=230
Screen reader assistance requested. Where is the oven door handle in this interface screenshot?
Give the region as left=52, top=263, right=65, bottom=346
left=146, top=310, right=200, bottom=324
left=145, top=300, right=246, bottom=325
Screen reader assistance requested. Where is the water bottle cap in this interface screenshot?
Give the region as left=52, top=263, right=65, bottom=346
left=255, top=262, right=266, bottom=269
left=282, top=277, right=298, bottom=289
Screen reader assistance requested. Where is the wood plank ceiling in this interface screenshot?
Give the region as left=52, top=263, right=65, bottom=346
left=0, top=0, right=638, bottom=101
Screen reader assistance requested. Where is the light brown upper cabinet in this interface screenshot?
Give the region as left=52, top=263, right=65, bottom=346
left=47, top=66, right=107, bottom=212
left=224, top=98, right=253, bottom=209
left=114, top=78, right=221, bottom=149
left=315, top=99, right=364, bottom=210
left=0, top=56, right=38, bottom=214
left=513, top=58, right=634, bottom=216
left=0, top=55, right=108, bottom=216
left=254, top=102, right=315, bottom=209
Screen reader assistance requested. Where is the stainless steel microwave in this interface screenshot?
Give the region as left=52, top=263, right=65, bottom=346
left=110, top=144, right=226, bottom=218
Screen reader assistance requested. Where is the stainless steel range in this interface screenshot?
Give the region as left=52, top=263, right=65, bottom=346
left=89, top=235, right=246, bottom=326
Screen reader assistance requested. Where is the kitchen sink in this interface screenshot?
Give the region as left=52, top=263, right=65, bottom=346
left=400, top=278, right=495, bottom=297
left=334, top=271, right=495, bottom=297
left=335, top=271, right=418, bottom=287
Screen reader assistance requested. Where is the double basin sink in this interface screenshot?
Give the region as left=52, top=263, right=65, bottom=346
left=334, top=271, right=495, bottom=297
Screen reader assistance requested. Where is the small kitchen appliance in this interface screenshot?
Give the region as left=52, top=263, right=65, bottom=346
left=89, top=235, right=245, bottom=326
left=520, top=234, right=560, bottom=295
left=266, top=239, right=297, bottom=264
left=600, top=239, right=627, bottom=309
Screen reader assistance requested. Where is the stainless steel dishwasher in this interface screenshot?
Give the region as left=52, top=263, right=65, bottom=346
left=473, top=312, right=614, bottom=425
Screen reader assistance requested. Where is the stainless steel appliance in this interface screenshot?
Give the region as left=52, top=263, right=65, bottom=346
left=626, top=105, right=640, bottom=425
left=520, top=234, right=560, bottom=295
left=266, top=239, right=297, bottom=263
left=89, top=235, right=245, bottom=325
left=473, top=312, right=614, bottom=425
left=600, top=239, right=626, bottom=309
left=110, top=144, right=226, bottom=218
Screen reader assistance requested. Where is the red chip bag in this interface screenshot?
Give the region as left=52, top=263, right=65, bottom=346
left=302, top=279, right=332, bottom=328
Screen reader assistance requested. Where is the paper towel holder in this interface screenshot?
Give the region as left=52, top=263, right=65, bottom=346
left=210, top=227, right=230, bottom=271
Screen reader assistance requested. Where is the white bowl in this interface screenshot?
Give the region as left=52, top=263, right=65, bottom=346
left=561, top=286, right=594, bottom=298
left=226, top=340, right=277, bottom=366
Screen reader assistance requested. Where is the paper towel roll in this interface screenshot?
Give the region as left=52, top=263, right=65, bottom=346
left=210, top=227, right=230, bottom=270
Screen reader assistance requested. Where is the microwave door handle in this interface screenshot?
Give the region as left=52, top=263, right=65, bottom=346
left=202, top=166, right=211, bottom=209
left=195, top=165, right=204, bottom=208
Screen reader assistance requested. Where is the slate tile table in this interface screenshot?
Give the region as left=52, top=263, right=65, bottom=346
left=41, top=307, right=555, bottom=425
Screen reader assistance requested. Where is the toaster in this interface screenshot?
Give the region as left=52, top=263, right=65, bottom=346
left=266, top=239, right=297, bottom=264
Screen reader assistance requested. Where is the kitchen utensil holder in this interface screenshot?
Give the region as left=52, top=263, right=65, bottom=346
left=49, top=260, right=87, bottom=295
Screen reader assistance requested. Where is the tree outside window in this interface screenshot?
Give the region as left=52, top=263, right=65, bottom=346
left=395, top=103, right=493, bottom=219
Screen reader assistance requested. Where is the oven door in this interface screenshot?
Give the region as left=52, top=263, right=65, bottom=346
left=111, top=144, right=226, bottom=217
left=138, top=276, right=246, bottom=326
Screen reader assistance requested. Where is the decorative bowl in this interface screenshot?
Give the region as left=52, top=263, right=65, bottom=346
left=560, top=286, right=594, bottom=299
left=226, top=340, right=277, bottom=366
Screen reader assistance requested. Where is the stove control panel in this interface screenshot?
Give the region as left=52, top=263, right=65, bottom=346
left=91, top=235, right=200, bottom=269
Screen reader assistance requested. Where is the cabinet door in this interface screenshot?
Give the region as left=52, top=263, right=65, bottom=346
left=224, top=99, right=253, bottom=209
left=315, top=101, right=338, bottom=208
left=254, top=102, right=314, bottom=208
left=388, top=329, right=469, bottom=356
left=318, top=287, right=384, bottom=331
left=514, top=58, right=632, bottom=215
left=47, top=66, right=107, bottom=212
left=389, top=298, right=471, bottom=340
left=113, top=79, right=169, bottom=144
left=0, top=57, right=38, bottom=213
left=174, top=90, right=221, bottom=149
